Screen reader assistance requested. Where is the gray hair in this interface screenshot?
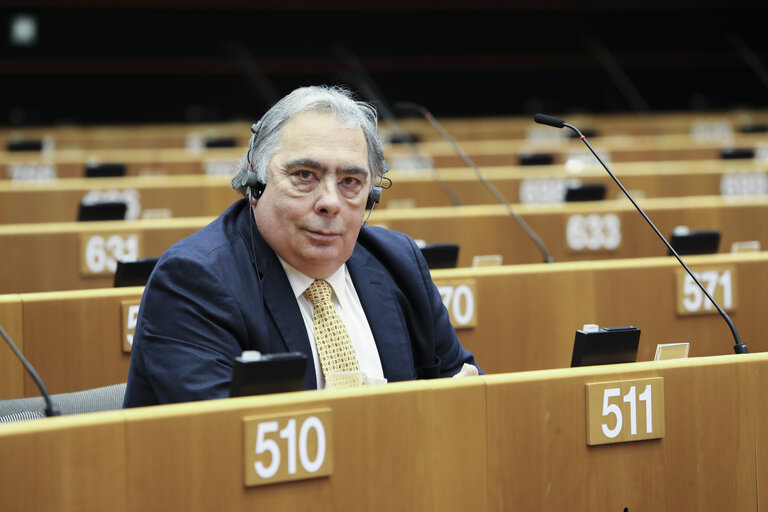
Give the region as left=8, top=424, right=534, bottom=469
left=230, top=85, right=388, bottom=197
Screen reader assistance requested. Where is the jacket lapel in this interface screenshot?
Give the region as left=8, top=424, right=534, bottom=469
left=347, top=247, right=414, bottom=382
left=261, top=266, right=317, bottom=389
left=236, top=201, right=316, bottom=389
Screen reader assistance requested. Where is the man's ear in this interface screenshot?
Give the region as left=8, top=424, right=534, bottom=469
left=249, top=192, right=258, bottom=207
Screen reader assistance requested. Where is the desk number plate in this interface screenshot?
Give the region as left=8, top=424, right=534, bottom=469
left=243, top=408, right=333, bottom=486
left=434, top=279, right=477, bottom=329
left=586, top=378, right=664, bottom=446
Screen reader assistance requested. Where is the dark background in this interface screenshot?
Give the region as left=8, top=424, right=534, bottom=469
left=1, top=1, right=767, bottom=126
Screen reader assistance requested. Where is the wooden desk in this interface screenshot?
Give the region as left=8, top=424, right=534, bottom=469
left=2, top=158, right=767, bottom=224
left=1, top=354, right=766, bottom=511
left=0, top=146, right=243, bottom=180
left=2, top=195, right=767, bottom=293
left=0, top=174, right=237, bottom=224
left=0, top=217, right=206, bottom=293
left=389, top=109, right=768, bottom=140
left=384, top=158, right=768, bottom=207
left=432, top=252, right=768, bottom=375
left=372, top=195, right=768, bottom=267
left=0, top=121, right=248, bottom=150
left=2, top=128, right=766, bottom=182
left=387, top=131, right=768, bottom=167
left=2, top=252, right=765, bottom=397
left=23, top=288, right=140, bottom=397
left=485, top=354, right=764, bottom=511
left=2, top=111, right=764, bottom=152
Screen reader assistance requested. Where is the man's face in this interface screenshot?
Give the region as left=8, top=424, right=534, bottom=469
left=253, top=110, right=371, bottom=279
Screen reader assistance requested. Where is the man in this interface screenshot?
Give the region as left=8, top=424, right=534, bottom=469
left=124, top=85, right=479, bottom=407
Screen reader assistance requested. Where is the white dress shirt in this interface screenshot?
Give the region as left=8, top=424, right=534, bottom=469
left=278, top=257, right=385, bottom=389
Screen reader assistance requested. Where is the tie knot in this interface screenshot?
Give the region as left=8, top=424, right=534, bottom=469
left=304, top=279, right=334, bottom=306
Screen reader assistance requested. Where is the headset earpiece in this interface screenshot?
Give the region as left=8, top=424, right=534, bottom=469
left=243, top=123, right=266, bottom=199
left=365, top=185, right=382, bottom=210
left=242, top=171, right=266, bottom=199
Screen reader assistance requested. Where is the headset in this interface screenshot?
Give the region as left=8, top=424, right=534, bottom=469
left=241, top=123, right=385, bottom=211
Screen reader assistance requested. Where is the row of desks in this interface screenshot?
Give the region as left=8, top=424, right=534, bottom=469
left=391, top=109, right=768, bottom=139
left=1, top=159, right=766, bottom=224
left=2, top=251, right=765, bottom=399
left=1, top=122, right=249, bottom=151
left=387, top=159, right=768, bottom=206
left=2, top=113, right=766, bottom=510
left=2, top=109, right=767, bottom=149
left=386, top=131, right=768, bottom=167
left=2, top=130, right=768, bottom=181
left=1, top=352, right=767, bottom=511
left=0, top=147, right=242, bottom=180
left=0, top=174, right=239, bottom=224
left=2, top=195, right=765, bottom=293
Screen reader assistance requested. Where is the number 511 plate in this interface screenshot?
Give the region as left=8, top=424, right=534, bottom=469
left=586, top=378, right=665, bottom=446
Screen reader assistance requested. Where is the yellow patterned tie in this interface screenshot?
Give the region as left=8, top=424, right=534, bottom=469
left=303, top=279, right=363, bottom=388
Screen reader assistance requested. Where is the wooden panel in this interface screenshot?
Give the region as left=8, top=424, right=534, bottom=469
left=432, top=252, right=768, bottom=375
left=2, top=158, right=767, bottom=223
left=2, top=121, right=767, bottom=186
left=485, top=355, right=760, bottom=512
left=0, top=294, right=24, bottom=399
left=124, top=379, right=486, bottom=511
left=0, top=121, right=248, bottom=151
left=372, top=196, right=768, bottom=267
left=753, top=356, right=768, bottom=508
left=0, top=175, right=239, bottom=224
left=5, top=251, right=767, bottom=396
left=0, top=147, right=243, bottom=180
left=0, top=411, right=126, bottom=512
left=2, top=111, right=767, bottom=151
left=429, top=378, right=487, bottom=510
left=20, top=287, right=143, bottom=395
left=435, top=261, right=596, bottom=373
left=4, top=129, right=765, bottom=181
left=387, top=131, right=768, bottom=167
left=383, top=159, right=768, bottom=207
left=390, top=110, right=768, bottom=141
left=4, top=353, right=768, bottom=511
left=0, top=218, right=206, bottom=293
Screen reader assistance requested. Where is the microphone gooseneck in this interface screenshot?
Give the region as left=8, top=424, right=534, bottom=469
left=397, top=102, right=554, bottom=264
left=0, top=322, right=60, bottom=417
left=534, top=113, right=748, bottom=354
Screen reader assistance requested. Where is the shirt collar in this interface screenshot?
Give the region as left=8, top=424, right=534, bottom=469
left=277, top=257, right=348, bottom=300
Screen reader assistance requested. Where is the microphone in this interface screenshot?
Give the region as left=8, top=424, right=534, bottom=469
left=397, top=102, right=554, bottom=264
left=534, top=113, right=748, bottom=355
left=0, top=322, right=60, bottom=416
left=533, top=113, right=565, bottom=129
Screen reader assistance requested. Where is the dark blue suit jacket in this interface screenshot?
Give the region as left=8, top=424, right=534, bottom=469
left=124, top=199, right=479, bottom=407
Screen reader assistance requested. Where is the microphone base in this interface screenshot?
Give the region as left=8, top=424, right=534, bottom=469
left=734, top=343, right=749, bottom=354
